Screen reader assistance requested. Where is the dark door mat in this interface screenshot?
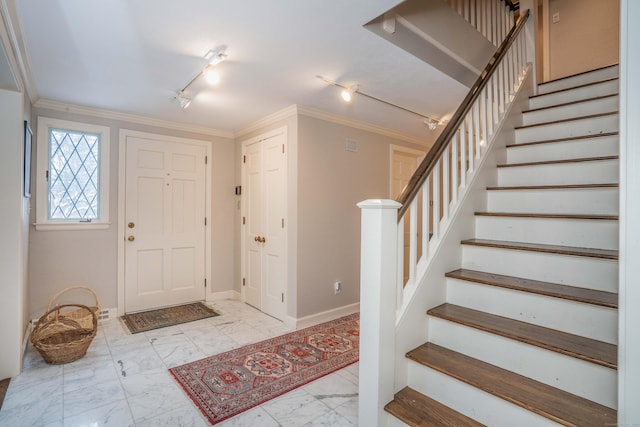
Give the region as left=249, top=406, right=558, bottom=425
left=121, top=302, right=219, bottom=334
left=0, top=378, right=9, bottom=410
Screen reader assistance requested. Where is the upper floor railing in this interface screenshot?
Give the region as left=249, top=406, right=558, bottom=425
left=445, top=0, right=517, bottom=46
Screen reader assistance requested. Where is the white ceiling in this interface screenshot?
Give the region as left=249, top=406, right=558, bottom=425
left=12, top=0, right=468, bottom=142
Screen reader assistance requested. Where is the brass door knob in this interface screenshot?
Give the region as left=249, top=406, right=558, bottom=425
left=259, top=236, right=266, bottom=243
left=127, top=235, right=135, bottom=242
left=254, top=236, right=260, bottom=242
left=128, top=222, right=135, bottom=229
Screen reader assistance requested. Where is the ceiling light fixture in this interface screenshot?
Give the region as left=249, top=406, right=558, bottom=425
left=317, top=75, right=445, bottom=131
left=172, top=46, right=228, bottom=109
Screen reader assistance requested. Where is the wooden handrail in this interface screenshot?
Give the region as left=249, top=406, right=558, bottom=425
left=396, top=9, right=530, bottom=220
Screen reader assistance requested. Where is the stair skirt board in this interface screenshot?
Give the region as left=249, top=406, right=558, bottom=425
left=445, top=278, right=617, bottom=343
left=473, top=215, right=618, bottom=250
left=486, top=186, right=619, bottom=215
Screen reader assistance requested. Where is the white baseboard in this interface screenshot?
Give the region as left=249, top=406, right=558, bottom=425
left=208, top=290, right=241, bottom=301
left=286, top=303, right=360, bottom=329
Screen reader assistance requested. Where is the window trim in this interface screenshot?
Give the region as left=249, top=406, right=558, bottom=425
left=35, top=117, right=111, bottom=231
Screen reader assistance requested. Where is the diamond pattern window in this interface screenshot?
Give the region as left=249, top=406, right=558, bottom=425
left=36, top=118, right=110, bottom=230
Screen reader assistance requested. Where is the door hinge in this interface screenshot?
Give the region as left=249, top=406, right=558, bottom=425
left=204, top=278, right=207, bottom=288
left=242, top=278, right=246, bottom=286
left=282, top=218, right=284, bottom=228
left=282, top=144, right=285, bottom=154
left=204, top=217, right=207, bottom=226
left=281, top=293, right=284, bottom=303
left=205, top=155, right=208, bottom=165
left=243, top=155, right=246, bottom=163
left=242, top=216, right=246, bottom=225
left=46, top=170, right=49, bottom=181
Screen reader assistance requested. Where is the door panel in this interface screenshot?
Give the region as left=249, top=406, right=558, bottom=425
left=243, top=132, right=286, bottom=320
left=125, top=136, right=206, bottom=312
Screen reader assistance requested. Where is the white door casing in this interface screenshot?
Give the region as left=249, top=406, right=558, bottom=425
left=242, top=128, right=287, bottom=320
left=119, top=131, right=209, bottom=314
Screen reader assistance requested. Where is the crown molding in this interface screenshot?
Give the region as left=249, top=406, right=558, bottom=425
left=33, top=98, right=235, bottom=138
left=234, top=104, right=298, bottom=138
left=235, top=104, right=430, bottom=145
left=296, top=105, right=430, bottom=146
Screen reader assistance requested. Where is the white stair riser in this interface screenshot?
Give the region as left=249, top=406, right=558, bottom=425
left=522, top=95, right=619, bottom=125
left=461, top=245, right=618, bottom=292
left=446, top=279, right=618, bottom=344
left=498, top=160, right=619, bottom=186
left=407, top=363, right=560, bottom=427
left=515, top=114, right=618, bottom=144
left=538, top=66, right=619, bottom=94
left=507, top=134, right=619, bottom=163
left=427, top=319, right=617, bottom=408
left=474, top=216, right=618, bottom=250
left=487, top=188, right=619, bottom=215
left=529, top=79, right=618, bottom=109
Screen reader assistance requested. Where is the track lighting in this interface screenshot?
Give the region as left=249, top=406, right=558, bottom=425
left=317, top=75, right=446, bottom=131
left=172, top=46, right=228, bottom=108
left=341, top=85, right=358, bottom=102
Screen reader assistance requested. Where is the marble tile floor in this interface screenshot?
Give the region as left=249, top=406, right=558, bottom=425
left=0, top=299, right=359, bottom=427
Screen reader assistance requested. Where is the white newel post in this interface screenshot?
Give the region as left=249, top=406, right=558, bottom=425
left=357, top=199, right=401, bottom=427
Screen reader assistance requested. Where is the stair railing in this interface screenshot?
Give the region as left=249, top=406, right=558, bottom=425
left=445, top=0, right=517, bottom=46
left=358, top=9, right=530, bottom=427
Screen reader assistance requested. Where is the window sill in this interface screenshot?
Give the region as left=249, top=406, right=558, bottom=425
left=34, top=222, right=111, bottom=231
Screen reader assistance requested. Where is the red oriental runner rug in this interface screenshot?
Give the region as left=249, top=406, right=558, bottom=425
left=169, top=313, right=359, bottom=425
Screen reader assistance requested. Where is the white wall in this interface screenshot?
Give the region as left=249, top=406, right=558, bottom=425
left=0, top=88, right=26, bottom=378
left=28, top=107, right=235, bottom=319
left=548, top=0, right=619, bottom=80
left=618, top=0, right=640, bottom=423
left=296, top=114, right=429, bottom=318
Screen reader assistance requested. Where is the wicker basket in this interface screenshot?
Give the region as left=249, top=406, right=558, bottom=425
left=31, top=304, right=97, bottom=364
left=45, top=286, right=100, bottom=329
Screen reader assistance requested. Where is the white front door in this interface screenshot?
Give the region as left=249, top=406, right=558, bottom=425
left=124, top=136, right=207, bottom=313
left=243, top=130, right=286, bottom=320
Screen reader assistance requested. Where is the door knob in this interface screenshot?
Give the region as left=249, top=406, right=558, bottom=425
left=127, top=235, right=135, bottom=242
left=259, top=236, right=266, bottom=243
left=128, top=222, right=135, bottom=229
left=254, top=236, right=260, bottom=242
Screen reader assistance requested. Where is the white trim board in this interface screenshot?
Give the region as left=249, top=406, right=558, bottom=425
left=285, top=303, right=360, bottom=330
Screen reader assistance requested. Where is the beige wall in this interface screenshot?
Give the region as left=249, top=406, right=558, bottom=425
left=28, top=107, right=235, bottom=319
left=548, top=0, right=619, bottom=80
left=296, top=115, right=428, bottom=318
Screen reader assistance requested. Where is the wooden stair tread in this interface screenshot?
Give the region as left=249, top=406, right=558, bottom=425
left=522, top=94, right=618, bottom=114
left=530, top=77, right=618, bottom=99
left=445, top=268, right=618, bottom=308
left=385, top=386, right=485, bottom=427
left=506, top=131, right=618, bottom=148
left=407, top=343, right=617, bottom=426
left=537, top=64, right=618, bottom=87
left=427, top=304, right=617, bottom=369
left=461, top=238, right=618, bottom=260
left=475, top=212, right=618, bottom=220
left=497, top=155, right=618, bottom=168
left=487, top=183, right=618, bottom=190
left=514, top=111, right=618, bottom=130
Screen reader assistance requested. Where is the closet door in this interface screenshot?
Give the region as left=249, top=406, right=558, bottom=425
left=242, top=129, right=287, bottom=320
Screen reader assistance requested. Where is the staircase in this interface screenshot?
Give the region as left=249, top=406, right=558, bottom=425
left=385, top=65, right=620, bottom=426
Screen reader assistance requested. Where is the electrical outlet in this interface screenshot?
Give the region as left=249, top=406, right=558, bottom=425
left=334, top=281, right=342, bottom=295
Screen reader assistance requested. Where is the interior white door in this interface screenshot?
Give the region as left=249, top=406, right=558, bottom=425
left=243, top=132, right=286, bottom=320
left=391, top=147, right=424, bottom=284
left=124, top=136, right=206, bottom=313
